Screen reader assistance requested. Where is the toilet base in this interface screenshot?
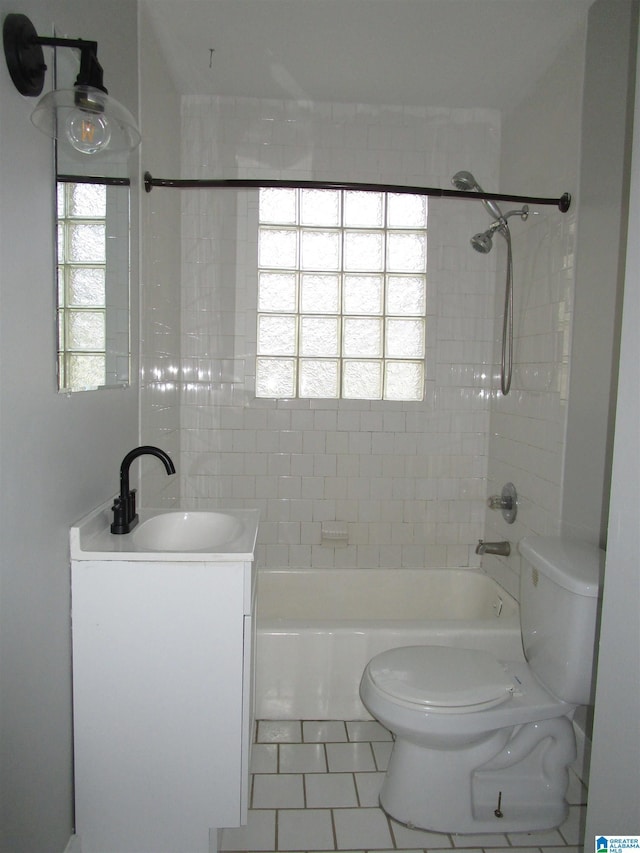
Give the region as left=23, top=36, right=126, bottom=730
left=379, top=717, right=575, bottom=834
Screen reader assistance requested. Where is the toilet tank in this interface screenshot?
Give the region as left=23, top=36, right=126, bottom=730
left=518, top=537, right=603, bottom=705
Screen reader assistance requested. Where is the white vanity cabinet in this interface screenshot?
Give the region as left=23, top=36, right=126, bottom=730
left=70, top=505, right=259, bottom=853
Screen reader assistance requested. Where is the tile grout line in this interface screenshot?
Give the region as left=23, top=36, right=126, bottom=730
left=353, top=770, right=361, bottom=808
left=330, top=807, right=338, bottom=852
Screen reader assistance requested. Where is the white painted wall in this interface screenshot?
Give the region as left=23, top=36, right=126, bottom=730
left=584, top=11, right=640, bottom=836
left=0, top=2, right=139, bottom=850
left=562, top=0, right=635, bottom=549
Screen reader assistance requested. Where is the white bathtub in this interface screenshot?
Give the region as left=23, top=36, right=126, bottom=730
left=255, top=567, right=524, bottom=720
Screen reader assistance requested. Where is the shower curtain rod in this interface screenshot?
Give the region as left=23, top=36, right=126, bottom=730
left=143, top=172, right=571, bottom=212
left=58, top=174, right=131, bottom=186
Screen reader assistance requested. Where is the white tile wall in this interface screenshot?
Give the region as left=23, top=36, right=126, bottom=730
left=142, top=95, right=503, bottom=570
left=481, top=212, right=575, bottom=598
left=481, top=29, right=583, bottom=600
left=139, top=87, right=583, bottom=583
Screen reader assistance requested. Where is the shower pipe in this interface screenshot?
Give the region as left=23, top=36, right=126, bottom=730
left=143, top=171, right=571, bottom=211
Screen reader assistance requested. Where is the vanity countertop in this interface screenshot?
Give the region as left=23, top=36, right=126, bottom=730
left=70, top=500, right=259, bottom=562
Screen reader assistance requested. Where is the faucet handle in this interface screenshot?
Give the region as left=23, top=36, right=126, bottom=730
left=486, top=483, right=517, bottom=524
left=111, top=497, right=128, bottom=534
left=487, top=494, right=513, bottom=510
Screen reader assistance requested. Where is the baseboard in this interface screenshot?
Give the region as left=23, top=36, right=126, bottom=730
left=63, top=835, right=81, bottom=853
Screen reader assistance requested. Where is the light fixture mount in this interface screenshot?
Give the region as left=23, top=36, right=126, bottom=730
left=3, top=13, right=46, bottom=96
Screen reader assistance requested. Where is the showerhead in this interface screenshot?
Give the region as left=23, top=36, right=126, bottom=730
left=451, top=170, right=479, bottom=192
left=471, top=218, right=504, bottom=253
left=469, top=206, right=528, bottom=253
left=451, top=169, right=504, bottom=221
left=471, top=230, right=494, bottom=254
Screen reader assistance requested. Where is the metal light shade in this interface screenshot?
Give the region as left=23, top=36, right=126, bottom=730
left=31, top=85, right=141, bottom=155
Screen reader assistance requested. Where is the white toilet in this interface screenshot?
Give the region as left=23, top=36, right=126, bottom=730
left=359, top=537, right=603, bottom=833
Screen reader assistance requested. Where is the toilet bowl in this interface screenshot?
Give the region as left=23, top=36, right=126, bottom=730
left=360, top=647, right=576, bottom=832
left=359, top=537, right=603, bottom=834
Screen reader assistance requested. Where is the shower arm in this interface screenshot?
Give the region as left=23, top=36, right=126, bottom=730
left=143, top=172, right=571, bottom=212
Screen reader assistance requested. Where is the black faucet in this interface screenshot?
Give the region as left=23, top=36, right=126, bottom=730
left=111, top=445, right=176, bottom=534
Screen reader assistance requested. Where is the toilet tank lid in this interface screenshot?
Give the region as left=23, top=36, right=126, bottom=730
left=519, top=536, right=604, bottom=597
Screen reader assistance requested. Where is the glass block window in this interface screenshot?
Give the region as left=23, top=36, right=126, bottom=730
left=57, top=182, right=107, bottom=390
left=256, top=188, right=427, bottom=400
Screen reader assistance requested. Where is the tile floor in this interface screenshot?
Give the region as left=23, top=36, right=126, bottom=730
left=219, top=720, right=586, bottom=853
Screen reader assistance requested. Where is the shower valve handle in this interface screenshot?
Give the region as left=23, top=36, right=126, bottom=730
left=487, top=495, right=513, bottom=511
left=486, top=483, right=518, bottom=524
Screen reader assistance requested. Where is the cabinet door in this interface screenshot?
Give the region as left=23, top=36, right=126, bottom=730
left=240, top=613, right=256, bottom=822
left=72, top=559, right=246, bottom=853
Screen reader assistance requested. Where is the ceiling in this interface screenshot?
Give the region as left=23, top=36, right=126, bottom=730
left=141, top=0, right=593, bottom=112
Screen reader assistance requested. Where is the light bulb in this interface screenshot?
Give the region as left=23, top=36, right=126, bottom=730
left=65, top=109, right=111, bottom=154
left=31, top=86, right=141, bottom=154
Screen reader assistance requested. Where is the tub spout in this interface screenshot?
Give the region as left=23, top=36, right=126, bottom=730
left=476, top=539, right=511, bottom=557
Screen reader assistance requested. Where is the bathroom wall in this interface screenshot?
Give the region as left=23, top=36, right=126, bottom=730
left=0, top=2, right=139, bottom=851
left=0, top=0, right=138, bottom=853
left=482, top=2, right=636, bottom=602
left=139, top=2, right=181, bottom=505
left=585, top=12, right=640, bottom=829
left=142, top=98, right=504, bottom=570
left=561, top=0, right=637, bottom=548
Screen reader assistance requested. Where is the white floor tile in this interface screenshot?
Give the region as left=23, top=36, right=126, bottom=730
left=371, top=740, right=393, bottom=771
left=491, top=849, right=540, bottom=853
left=278, top=808, right=335, bottom=851
left=431, top=849, right=473, bottom=853
left=257, top=720, right=302, bottom=743
left=483, top=848, right=527, bottom=853
left=333, top=807, right=394, bottom=850
left=559, top=805, right=586, bottom=845
left=453, top=834, right=510, bottom=847
left=252, top=773, right=304, bottom=809
left=219, top=809, right=276, bottom=851
left=250, top=743, right=278, bottom=773
left=391, top=820, right=453, bottom=848
left=244, top=721, right=578, bottom=852
left=508, top=829, right=565, bottom=846
left=305, top=772, right=358, bottom=808
left=539, top=847, right=581, bottom=853
left=326, top=742, right=376, bottom=772
left=346, top=720, right=393, bottom=742
left=354, top=771, right=385, bottom=807
left=303, top=720, right=348, bottom=742
left=279, top=742, right=328, bottom=773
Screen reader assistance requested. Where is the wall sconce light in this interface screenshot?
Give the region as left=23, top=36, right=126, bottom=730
left=3, top=13, right=140, bottom=154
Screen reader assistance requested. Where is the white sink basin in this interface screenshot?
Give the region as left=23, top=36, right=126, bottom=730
left=70, top=502, right=259, bottom=561
left=133, top=511, right=244, bottom=551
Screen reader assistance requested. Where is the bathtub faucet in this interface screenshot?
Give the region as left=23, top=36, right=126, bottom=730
left=476, top=539, right=511, bottom=557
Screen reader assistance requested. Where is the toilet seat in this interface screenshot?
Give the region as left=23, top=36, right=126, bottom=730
left=366, top=646, right=514, bottom=712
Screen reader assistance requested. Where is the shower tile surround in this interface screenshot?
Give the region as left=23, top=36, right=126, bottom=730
left=143, top=96, right=502, bottom=569
left=141, top=93, right=574, bottom=579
